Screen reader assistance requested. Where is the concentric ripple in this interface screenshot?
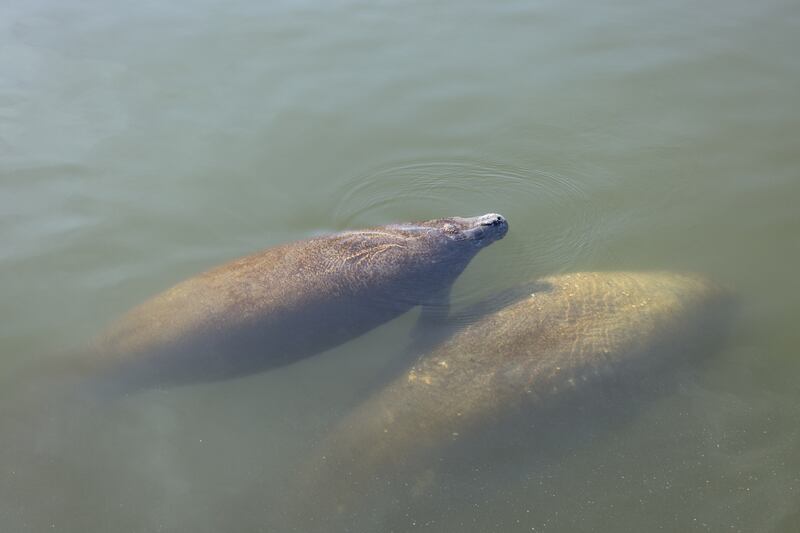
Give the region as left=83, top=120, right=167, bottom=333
left=332, top=157, right=600, bottom=314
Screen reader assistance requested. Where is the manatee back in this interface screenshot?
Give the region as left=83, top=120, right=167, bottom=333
left=295, top=271, right=731, bottom=527
left=92, top=225, right=473, bottom=387
left=366, top=272, right=728, bottom=446
left=440, top=271, right=726, bottom=397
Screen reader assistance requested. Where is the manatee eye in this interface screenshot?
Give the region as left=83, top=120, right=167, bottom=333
left=472, top=227, right=486, bottom=240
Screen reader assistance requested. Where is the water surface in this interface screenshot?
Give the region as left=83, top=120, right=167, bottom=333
left=1, top=0, right=799, bottom=531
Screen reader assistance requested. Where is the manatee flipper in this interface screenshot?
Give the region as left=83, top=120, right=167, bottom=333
left=357, top=287, right=456, bottom=399
left=410, top=286, right=452, bottom=345
left=410, top=281, right=543, bottom=359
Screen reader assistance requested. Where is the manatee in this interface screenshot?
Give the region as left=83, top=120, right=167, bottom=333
left=296, top=271, right=730, bottom=525
left=92, top=214, right=508, bottom=389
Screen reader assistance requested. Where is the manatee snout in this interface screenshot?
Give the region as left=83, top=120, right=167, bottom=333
left=457, top=213, right=509, bottom=246
left=478, top=213, right=507, bottom=229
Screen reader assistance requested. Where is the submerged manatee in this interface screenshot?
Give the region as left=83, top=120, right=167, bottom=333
left=298, top=271, right=730, bottom=523
left=93, top=214, right=508, bottom=389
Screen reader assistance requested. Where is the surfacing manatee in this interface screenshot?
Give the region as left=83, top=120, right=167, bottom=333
left=295, top=271, right=731, bottom=527
left=92, top=214, right=508, bottom=389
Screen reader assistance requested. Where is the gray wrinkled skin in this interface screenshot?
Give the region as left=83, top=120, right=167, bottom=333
left=93, top=214, right=508, bottom=389
left=297, top=271, right=730, bottom=526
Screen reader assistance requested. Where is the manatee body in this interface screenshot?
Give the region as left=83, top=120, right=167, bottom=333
left=93, top=214, right=508, bottom=388
left=300, top=271, right=729, bottom=518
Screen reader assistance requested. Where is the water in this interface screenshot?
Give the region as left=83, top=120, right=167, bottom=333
left=1, top=0, right=798, bottom=531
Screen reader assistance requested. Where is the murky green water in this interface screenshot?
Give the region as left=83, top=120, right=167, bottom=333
left=2, top=0, right=799, bottom=531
